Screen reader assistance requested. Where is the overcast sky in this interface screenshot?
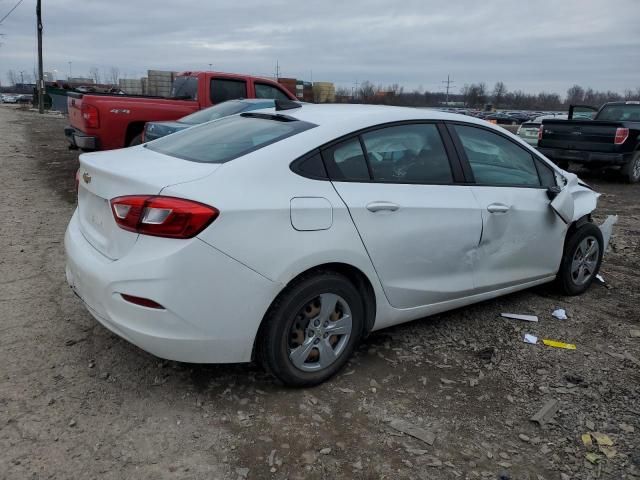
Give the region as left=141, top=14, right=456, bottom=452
left=1, top=0, right=639, bottom=95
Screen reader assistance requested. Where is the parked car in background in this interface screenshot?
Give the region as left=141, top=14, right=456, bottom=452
left=64, top=71, right=296, bottom=151
left=484, top=113, right=522, bottom=125
left=517, top=114, right=568, bottom=146
left=539, top=101, right=640, bottom=182
left=1, top=94, right=18, bottom=103
left=143, top=99, right=276, bottom=141
left=66, top=102, right=602, bottom=386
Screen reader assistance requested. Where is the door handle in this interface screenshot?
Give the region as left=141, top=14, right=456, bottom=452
left=487, top=203, right=510, bottom=214
left=366, top=201, right=400, bottom=213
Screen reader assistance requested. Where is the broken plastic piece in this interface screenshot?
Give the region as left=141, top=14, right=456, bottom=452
left=599, top=446, right=616, bottom=459
left=599, top=215, right=618, bottom=255
left=501, top=313, right=538, bottom=322
left=582, top=433, right=593, bottom=447
left=530, top=399, right=559, bottom=425
left=552, top=308, right=568, bottom=320
left=543, top=339, right=576, bottom=350
left=595, top=274, right=605, bottom=284
left=524, top=334, right=538, bottom=345
left=590, top=432, right=613, bottom=446
left=585, top=452, right=601, bottom=464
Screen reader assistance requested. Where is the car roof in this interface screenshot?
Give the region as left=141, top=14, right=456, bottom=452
left=264, top=103, right=492, bottom=140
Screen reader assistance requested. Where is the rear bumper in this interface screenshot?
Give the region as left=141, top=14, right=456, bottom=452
left=538, top=148, right=631, bottom=166
left=64, top=211, right=281, bottom=363
left=65, top=126, right=98, bottom=151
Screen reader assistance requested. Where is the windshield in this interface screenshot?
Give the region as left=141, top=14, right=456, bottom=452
left=597, top=104, right=640, bottom=121
left=146, top=114, right=316, bottom=163
left=179, top=100, right=274, bottom=125
left=170, top=76, right=198, bottom=100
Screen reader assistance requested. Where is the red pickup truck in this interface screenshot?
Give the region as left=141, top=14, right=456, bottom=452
left=64, top=71, right=296, bottom=151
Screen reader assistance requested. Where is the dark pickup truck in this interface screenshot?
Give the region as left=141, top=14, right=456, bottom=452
left=538, top=101, right=640, bottom=183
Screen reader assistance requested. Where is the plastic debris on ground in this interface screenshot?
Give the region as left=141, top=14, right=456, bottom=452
left=595, top=273, right=606, bottom=284
left=542, top=339, right=576, bottom=350
left=552, top=308, right=568, bottom=320
left=585, top=452, right=601, bottom=464
left=523, top=334, right=538, bottom=345
left=599, top=215, right=618, bottom=254
left=501, top=313, right=538, bottom=322
left=582, top=433, right=593, bottom=447
left=530, top=399, right=559, bottom=425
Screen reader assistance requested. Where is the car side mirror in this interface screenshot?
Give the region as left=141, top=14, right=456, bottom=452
left=546, top=186, right=562, bottom=200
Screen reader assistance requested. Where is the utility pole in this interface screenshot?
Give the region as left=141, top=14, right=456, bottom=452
left=19, top=70, right=25, bottom=84
left=274, top=60, right=280, bottom=80
left=354, top=80, right=359, bottom=100
left=208, top=63, right=213, bottom=71
left=441, top=74, right=455, bottom=105
left=68, top=61, right=72, bottom=80
left=36, top=0, right=44, bottom=113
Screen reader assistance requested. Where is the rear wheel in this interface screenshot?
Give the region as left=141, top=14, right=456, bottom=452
left=556, top=223, right=603, bottom=295
left=259, top=271, right=364, bottom=387
left=621, top=152, right=640, bottom=183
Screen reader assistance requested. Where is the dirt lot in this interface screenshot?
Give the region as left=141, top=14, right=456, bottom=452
left=1, top=105, right=638, bottom=480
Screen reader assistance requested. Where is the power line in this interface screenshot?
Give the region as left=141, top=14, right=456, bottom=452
left=0, top=0, right=24, bottom=24
left=441, top=74, right=456, bottom=104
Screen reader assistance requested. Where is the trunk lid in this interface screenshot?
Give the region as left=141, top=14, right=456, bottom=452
left=540, top=119, right=623, bottom=152
left=77, top=146, right=220, bottom=260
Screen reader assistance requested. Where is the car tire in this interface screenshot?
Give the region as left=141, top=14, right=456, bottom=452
left=128, top=134, right=143, bottom=147
left=258, top=271, right=364, bottom=387
left=621, top=152, right=640, bottom=183
left=556, top=223, right=603, bottom=296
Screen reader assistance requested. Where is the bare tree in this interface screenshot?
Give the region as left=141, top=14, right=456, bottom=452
left=462, top=83, right=487, bottom=108
left=492, top=81, right=507, bottom=107
left=89, top=67, right=101, bottom=85
left=107, top=67, right=120, bottom=85
left=358, top=81, right=376, bottom=102
left=7, top=70, right=18, bottom=86
left=566, top=85, right=585, bottom=105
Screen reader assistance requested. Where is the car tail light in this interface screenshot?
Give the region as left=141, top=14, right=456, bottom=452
left=110, top=195, right=219, bottom=239
left=120, top=293, right=165, bottom=309
left=81, top=103, right=100, bottom=129
left=538, top=126, right=544, bottom=141
left=614, top=127, right=629, bottom=145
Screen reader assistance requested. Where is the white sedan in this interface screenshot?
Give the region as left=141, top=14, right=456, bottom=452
left=65, top=102, right=603, bottom=386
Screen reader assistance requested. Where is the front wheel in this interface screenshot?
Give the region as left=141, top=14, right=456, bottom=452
left=259, top=271, right=364, bottom=387
left=621, top=152, right=640, bottom=183
left=556, top=223, right=603, bottom=295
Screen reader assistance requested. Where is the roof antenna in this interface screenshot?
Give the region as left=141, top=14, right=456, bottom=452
left=275, top=99, right=302, bottom=111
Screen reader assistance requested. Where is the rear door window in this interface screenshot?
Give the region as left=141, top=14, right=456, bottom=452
left=361, top=124, right=453, bottom=184
left=255, top=83, right=291, bottom=101
left=210, top=78, right=247, bottom=103
left=146, top=115, right=316, bottom=163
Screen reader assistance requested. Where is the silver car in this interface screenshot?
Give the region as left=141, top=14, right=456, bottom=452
left=517, top=114, right=568, bottom=146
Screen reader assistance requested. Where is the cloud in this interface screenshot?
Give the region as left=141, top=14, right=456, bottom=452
left=0, top=0, right=638, bottom=94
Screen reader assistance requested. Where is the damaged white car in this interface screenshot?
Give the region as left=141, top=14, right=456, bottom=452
left=65, top=102, right=605, bottom=386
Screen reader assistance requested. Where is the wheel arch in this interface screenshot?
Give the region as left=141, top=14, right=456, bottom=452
left=124, top=121, right=146, bottom=147
left=252, top=262, right=377, bottom=361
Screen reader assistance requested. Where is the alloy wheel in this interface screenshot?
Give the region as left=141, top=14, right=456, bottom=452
left=288, top=293, right=353, bottom=372
left=571, top=236, right=600, bottom=286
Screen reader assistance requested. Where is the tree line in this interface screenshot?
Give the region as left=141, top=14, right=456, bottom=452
left=337, top=81, right=640, bottom=110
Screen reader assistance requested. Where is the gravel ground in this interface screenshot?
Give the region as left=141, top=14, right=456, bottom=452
left=1, top=105, right=638, bottom=480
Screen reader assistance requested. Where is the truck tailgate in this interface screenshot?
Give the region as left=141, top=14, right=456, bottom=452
left=67, top=93, right=84, bottom=131
left=540, top=120, right=621, bottom=153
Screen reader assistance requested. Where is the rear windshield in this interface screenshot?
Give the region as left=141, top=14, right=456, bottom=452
left=146, top=114, right=316, bottom=163
left=597, top=104, right=640, bottom=121
left=171, top=76, right=198, bottom=100
left=179, top=100, right=274, bottom=125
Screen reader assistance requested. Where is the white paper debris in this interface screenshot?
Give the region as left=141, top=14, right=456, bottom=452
left=524, top=334, right=538, bottom=344
left=501, top=313, right=539, bottom=322
left=596, top=274, right=605, bottom=284
left=552, top=308, right=568, bottom=320
left=599, top=215, right=618, bottom=255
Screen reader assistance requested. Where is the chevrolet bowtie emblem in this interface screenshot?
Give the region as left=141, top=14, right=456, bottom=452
left=82, top=172, right=91, bottom=184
